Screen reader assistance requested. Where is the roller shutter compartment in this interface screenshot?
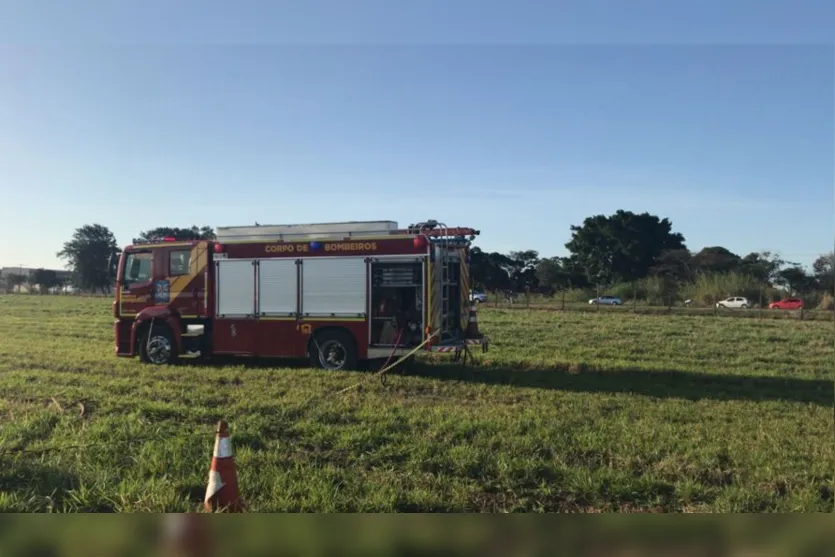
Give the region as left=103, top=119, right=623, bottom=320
left=301, top=257, right=367, bottom=317
left=258, top=259, right=298, bottom=316
left=216, top=259, right=255, bottom=318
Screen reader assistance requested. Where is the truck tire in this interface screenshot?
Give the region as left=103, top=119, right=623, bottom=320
left=140, top=325, right=177, bottom=365
left=309, top=329, right=357, bottom=371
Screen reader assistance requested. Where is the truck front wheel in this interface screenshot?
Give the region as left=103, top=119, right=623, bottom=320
left=140, top=326, right=177, bottom=365
left=309, top=329, right=358, bottom=371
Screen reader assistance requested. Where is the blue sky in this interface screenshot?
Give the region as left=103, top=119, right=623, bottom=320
left=0, top=3, right=833, bottom=270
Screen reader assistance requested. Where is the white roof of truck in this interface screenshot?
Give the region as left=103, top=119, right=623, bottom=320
left=215, top=220, right=399, bottom=242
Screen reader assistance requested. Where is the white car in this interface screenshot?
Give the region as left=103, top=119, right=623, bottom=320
left=589, top=295, right=623, bottom=306
left=470, top=290, right=487, bottom=304
left=716, top=296, right=750, bottom=309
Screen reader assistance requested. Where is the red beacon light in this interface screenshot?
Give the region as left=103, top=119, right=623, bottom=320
left=162, top=237, right=177, bottom=242
left=413, top=235, right=428, bottom=249
left=213, top=243, right=225, bottom=253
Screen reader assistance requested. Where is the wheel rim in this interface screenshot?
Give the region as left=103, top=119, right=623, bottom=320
left=318, top=340, right=347, bottom=370
left=147, top=335, right=172, bottom=364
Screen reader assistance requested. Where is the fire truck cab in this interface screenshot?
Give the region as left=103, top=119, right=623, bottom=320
left=113, top=220, right=489, bottom=369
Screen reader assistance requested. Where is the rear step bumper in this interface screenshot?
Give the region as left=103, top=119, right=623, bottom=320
left=430, top=336, right=490, bottom=353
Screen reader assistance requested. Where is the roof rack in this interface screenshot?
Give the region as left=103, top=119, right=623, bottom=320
left=215, top=220, right=480, bottom=243
left=131, top=236, right=181, bottom=245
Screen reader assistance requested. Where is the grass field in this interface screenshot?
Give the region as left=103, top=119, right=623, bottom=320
left=0, top=294, right=832, bottom=512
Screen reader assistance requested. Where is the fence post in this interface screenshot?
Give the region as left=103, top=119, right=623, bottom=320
left=561, top=290, right=566, bottom=311
left=633, top=282, right=637, bottom=313
left=800, top=307, right=804, bottom=321
left=596, top=284, right=600, bottom=312
left=759, top=288, right=763, bottom=319
left=713, top=294, right=718, bottom=317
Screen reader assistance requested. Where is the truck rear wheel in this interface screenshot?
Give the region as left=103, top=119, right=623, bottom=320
left=140, top=325, right=177, bottom=365
left=309, top=329, right=357, bottom=371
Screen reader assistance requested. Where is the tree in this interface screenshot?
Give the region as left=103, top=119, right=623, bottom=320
left=776, top=265, right=813, bottom=295
left=739, top=251, right=786, bottom=285
left=4, top=273, right=26, bottom=293
left=691, top=247, right=741, bottom=275
left=535, top=256, right=588, bottom=293
left=506, top=250, right=540, bottom=292
left=133, top=226, right=215, bottom=244
left=812, top=252, right=834, bottom=293
left=535, top=257, right=566, bottom=294
left=32, top=268, right=62, bottom=294
left=649, top=249, right=693, bottom=283
left=57, top=224, right=120, bottom=294
left=565, top=210, right=686, bottom=284
left=561, top=256, right=590, bottom=289
left=469, top=248, right=512, bottom=292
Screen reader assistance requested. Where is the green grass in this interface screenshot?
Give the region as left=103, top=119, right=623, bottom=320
left=0, top=294, right=832, bottom=512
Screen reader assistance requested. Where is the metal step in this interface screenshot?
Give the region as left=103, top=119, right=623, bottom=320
left=180, top=351, right=202, bottom=359
left=182, top=324, right=204, bottom=338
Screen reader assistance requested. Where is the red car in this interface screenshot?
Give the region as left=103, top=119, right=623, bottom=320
left=769, top=298, right=804, bottom=310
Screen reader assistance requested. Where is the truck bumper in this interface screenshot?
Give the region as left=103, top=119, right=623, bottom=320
left=430, top=336, right=490, bottom=354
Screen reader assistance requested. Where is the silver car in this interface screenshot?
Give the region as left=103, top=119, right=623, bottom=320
left=470, top=290, right=488, bottom=304
left=589, top=295, right=623, bottom=306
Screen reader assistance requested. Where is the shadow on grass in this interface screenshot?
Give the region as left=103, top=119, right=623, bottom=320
left=399, top=362, right=834, bottom=407
left=182, top=355, right=832, bottom=407
left=0, top=461, right=86, bottom=511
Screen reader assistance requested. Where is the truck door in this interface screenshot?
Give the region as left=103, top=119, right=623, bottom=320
left=120, top=251, right=154, bottom=317
left=161, top=242, right=210, bottom=318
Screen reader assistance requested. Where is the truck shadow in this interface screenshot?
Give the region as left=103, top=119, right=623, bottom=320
left=397, top=362, right=833, bottom=407
left=184, top=356, right=832, bottom=407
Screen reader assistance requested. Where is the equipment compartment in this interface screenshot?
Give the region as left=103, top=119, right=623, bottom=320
left=369, top=260, right=424, bottom=347
left=300, top=257, right=367, bottom=317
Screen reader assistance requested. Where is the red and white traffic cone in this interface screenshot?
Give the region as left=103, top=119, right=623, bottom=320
left=204, top=420, right=245, bottom=513
left=465, top=306, right=482, bottom=339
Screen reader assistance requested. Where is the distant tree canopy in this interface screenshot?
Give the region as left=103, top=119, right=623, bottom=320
left=133, top=226, right=215, bottom=244
left=691, top=246, right=742, bottom=275
left=564, top=210, right=687, bottom=285
left=812, top=252, right=834, bottom=293
left=469, top=248, right=513, bottom=292
left=3, top=273, right=26, bottom=293
left=471, top=210, right=829, bottom=304
left=52, top=216, right=831, bottom=303
left=649, top=249, right=693, bottom=283
left=32, top=268, right=62, bottom=292
left=57, top=224, right=119, bottom=294
left=738, top=251, right=786, bottom=284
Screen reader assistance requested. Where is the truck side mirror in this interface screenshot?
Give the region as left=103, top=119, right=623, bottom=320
left=108, top=252, right=119, bottom=282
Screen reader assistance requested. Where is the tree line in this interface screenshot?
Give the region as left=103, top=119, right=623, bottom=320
left=3, top=225, right=215, bottom=294
left=470, top=210, right=834, bottom=309
left=6, top=215, right=833, bottom=309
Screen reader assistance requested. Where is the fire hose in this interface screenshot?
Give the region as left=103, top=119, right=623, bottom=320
left=334, top=329, right=440, bottom=395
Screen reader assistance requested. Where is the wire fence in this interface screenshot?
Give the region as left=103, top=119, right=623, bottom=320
left=5, top=288, right=833, bottom=322
left=1, top=289, right=112, bottom=297
left=477, top=290, right=835, bottom=322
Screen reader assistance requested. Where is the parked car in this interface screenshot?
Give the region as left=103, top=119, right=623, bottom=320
left=716, top=296, right=750, bottom=309
left=589, top=295, right=623, bottom=306
left=769, top=298, right=803, bottom=310
left=470, top=290, right=488, bottom=304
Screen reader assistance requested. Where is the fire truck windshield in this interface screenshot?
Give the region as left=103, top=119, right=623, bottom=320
left=122, top=251, right=152, bottom=285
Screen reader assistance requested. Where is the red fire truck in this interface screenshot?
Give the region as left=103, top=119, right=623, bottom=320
left=113, top=220, right=489, bottom=369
